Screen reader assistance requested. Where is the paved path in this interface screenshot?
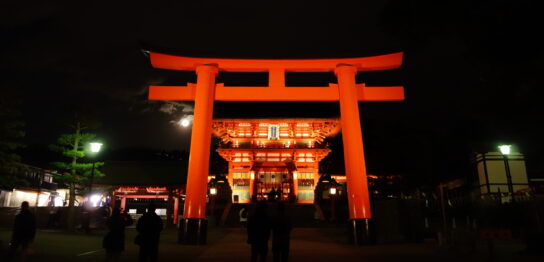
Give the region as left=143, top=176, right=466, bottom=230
left=1, top=227, right=543, bottom=261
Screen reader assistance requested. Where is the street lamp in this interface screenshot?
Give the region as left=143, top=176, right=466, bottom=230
left=329, top=186, right=337, bottom=221
left=498, top=145, right=514, bottom=202
left=209, top=186, right=217, bottom=223
left=88, top=142, right=103, bottom=197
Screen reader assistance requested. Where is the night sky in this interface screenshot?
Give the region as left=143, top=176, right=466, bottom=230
left=2, top=1, right=542, bottom=184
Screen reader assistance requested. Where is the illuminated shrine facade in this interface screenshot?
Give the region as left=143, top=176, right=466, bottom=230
left=212, top=118, right=341, bottom=203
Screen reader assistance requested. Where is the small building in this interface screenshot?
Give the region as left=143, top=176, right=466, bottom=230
left=0, top=165, right=66, bottom=207
left=96, top=161, right=186, bottom=224
left=473, top=152, right=530, bottom=196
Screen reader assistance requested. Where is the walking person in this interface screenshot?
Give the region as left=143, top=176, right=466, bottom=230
left=8, top=201, right=36, bottom=262
left=272, top=203, right=292, bottom=262
left=102, top=208, right=133, bottom=261
left=247, top=201, right=271, bottom=262
left=136, top=204, right=163, bottom=262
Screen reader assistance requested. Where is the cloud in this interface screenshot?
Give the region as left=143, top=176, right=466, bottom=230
left=156, top=101, right=194, bottom=115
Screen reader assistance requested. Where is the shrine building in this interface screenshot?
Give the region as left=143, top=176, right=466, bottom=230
left=212, top=118, right=342, bottom=203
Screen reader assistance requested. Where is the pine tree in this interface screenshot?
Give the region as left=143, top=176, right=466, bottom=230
left=0, top=94, right=25, bottom=168
left=0, top=91, right=27, bottom=189
left=50, top=120, right=105, bottom=229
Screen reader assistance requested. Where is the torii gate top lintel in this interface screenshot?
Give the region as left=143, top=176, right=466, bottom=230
left=150, top=51, right=403, bottom=72
left=148, top=51, right=404, bottom=102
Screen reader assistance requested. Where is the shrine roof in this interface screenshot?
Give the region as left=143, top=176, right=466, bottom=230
left=212, top=118, right=341, bottom=138
left=212, top=118, right=340, bottom=123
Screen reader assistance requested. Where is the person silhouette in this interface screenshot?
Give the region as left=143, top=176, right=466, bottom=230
left=247, top=201, right=271, bottom=262
left=277, top=187, right=283, bottom=201
left=272, top=203, right=292, bottom=262
left=103, top=208, right=133, bottom=261
left=136, top=204, right=163, bottom=262
left=8, top=201, right=36, bottom=262
left=268, top=188, right=277, bottom=202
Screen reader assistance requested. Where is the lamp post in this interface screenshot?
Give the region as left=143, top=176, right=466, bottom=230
left=209, top=187, right=217, bottom=223
left=329, top=186, right=337, bottom=222
left=88, top=142, right=103, bottom=196
left=498, top=145, right=514, bottom=202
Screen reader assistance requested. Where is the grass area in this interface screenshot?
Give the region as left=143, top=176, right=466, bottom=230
left=0, top=227, right=226, bottom=262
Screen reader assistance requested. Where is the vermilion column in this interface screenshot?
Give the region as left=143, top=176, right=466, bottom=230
left=180, top=64, right=218, bottom=244
left=249, top=171, right=255, bottom=202
left=293, top=171, right=299, bottom=199
left=120, top=196, right=126, bottom=210
left=173, top=197, right=179, bottom=224
left=335, top=64, right=373, bottom=244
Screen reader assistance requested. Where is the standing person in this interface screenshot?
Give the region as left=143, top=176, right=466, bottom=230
left=277, top=187, right=283, bottom=201
left=81, top=210, right=91, bottom=234
left=268, top=188, right=277, bottom=202
left=8, top=201, right=36, bottom=262
left=247, top=201, right=271, bottom=262
left=272, top=203, right=292, bottom=262
left=102, top=208, right=133, bottom=262
left=136, top=204, right=163, bottom=262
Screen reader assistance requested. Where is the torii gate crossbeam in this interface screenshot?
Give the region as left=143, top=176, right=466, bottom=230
left=147, top=51, right=404, bottom=245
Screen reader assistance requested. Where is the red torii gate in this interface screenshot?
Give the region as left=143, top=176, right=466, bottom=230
left=147, top=52, right=404, bottom=244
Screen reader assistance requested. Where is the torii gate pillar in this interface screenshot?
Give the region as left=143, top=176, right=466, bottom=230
left=336, top=64, right=373, bottom=244
left=179, top=64, right=218, bottom=244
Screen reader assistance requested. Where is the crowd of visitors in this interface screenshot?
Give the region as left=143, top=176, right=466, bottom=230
left=5, top=200, right=292, bottom=262
left=247, top=201, right=293, bottom=262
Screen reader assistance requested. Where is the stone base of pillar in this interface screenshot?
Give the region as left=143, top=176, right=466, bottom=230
left=348, top=218, right=375, bottom=245
left=178, top=218, right=208, bottom=245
